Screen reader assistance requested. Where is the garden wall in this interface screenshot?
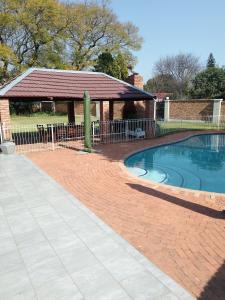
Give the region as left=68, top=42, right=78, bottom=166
left=169, top=100, right=214, bottom=120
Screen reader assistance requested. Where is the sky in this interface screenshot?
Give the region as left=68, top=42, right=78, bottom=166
left=66, top=0, right=225, bottom=82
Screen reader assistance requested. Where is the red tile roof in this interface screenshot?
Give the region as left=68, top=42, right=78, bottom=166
left=153, top=92, right=173, bottom=100
left=0, top=68, right=153, bottom=101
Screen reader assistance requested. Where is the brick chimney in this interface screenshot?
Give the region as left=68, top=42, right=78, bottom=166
left=126, top=73, right=144, bottom=90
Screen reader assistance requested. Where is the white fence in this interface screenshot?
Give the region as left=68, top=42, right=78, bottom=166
left=0, top=119, right=156, bottom=153
left=92, top=119, right=155, bottom=144
left=2, top=116, right=225, bottom=154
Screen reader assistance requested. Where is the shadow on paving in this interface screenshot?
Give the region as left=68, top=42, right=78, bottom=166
left=127, top=183, right=225, bottom=219
left=198, top=261, right=225, bottom=300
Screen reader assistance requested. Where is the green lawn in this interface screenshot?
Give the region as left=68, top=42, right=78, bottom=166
left=11, top=113, right=77, bottom=126
left=11, top=115, right=68, bottom=126
left=10, top=113, right=98, bottom=133
left=156, top=120, right=223, bottom=136
left=11, top=113, right=98, bottom=126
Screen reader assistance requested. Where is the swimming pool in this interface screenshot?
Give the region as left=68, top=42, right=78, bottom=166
left=125, top=134, right=225, bottom=194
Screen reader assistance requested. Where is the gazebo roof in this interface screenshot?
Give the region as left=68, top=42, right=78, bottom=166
left=0, top=68, right=153, bottom=101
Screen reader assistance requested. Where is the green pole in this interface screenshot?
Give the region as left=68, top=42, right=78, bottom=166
left=83, top=90, right=92, bottom=151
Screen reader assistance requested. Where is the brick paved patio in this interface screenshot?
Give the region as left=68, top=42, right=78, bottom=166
left=28, top=131, right=225, bottom=300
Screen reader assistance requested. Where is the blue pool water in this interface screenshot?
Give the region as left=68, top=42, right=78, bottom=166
left=125, top=134, right=225, bottom=193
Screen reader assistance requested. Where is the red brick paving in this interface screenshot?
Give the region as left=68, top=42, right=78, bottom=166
left=27, top=131, right=225, bottom=300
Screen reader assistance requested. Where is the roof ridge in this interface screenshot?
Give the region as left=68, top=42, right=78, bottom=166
left=31, top=67, right=105, bottom=75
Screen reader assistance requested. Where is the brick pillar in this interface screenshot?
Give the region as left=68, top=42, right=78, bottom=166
left=0, top=99, right=11, bottom=141
left=100, top=101, right=109, bottom=121
left=100, top=101, right=110, bottom=142
left=153, top=100, right=156, bottom=120
left=164, top=100, right=170, bottom=121
left=95, top=101, right=100, bottom=120
left=0, top=99, right=11, bottom=127
left=212, top=99, right=222, bottom=124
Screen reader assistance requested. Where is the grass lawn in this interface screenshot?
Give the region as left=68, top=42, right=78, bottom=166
left=11, top=115, right=68, bottom=126
left=11, top=113, right=98, bottom=126
left=10, top=113, right=98, bottom=133
left=157, top=120, right=222, bottom=131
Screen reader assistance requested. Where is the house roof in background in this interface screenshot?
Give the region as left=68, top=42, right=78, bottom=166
left=153, top=92, right=173, bottom=99
left=0, top=68, right=153, bottom=101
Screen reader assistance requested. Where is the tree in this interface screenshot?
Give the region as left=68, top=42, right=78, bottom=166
left=113, top=53, right=129, bottom=80
left=15, top=0, right=67, bottom=67
left=0, top=0, right=67, bottom=83
left=153, top=53, right=201, bottom=98
left=144, top=74, right=177, bottom=95
left=66, top=1, right=142, bottom=70
left=0, top=0, right=19, bottom=82
left=207, top=53, right=216, bottom=68
left=94, top=51, right=129, bottom=80
left=94, top=52, right=114, bottom=75
left=0, top=44, right=17, bottom=84
left=0, top=0, right=142, bottom=84
left=189, top=67, right=225, bottom=99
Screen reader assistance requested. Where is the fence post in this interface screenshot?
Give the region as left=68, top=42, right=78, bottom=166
left=51, top=124, right=55, bottom=151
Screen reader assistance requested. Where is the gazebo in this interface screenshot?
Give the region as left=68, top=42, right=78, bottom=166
left=0, top=68, right=154, bottom=127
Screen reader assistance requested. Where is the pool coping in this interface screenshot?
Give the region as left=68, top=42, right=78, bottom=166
left=118, top=130, right=225, bottom=201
